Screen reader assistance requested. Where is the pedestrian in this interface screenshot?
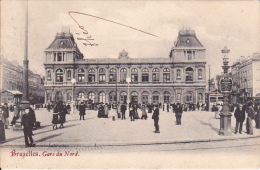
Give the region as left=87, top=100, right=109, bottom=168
left=2, top=103, right=9, bottom=129
left=117, top=102, right=121, bottom=119
left=111, top=108, right=117, bottom=121
left=246, top=102, right=255, bottom=135
left=79, top=102, right=86, bottom=120
left=167, top=103, right=169, bottom=112
left=0, top=106, right=6, bottom=142
left=47, top=103, right=51, bottom=112
left=175, top=103, right=183, bottom=125
left=129, top=106, right=135, bottom=121
left=59, top=104, right=67, bottom=128
left=255, top=105, right=260, bottom=129
left=10, top=104, right=20, bottom=126
left=234, top=104, right=245, bottom=134
left=121, top=104, right=126, bottom=120
left=152, top=105, right=160, bottom=133
left=141, top=102, right=147, bottom=120
left=66, top=103, right=71, bottom=114
left=163, top=103, right=165, bottom=111
left=134, top=105, right=140, bottom=119
left=104, top=103, right=109, bottom=118
left=21, top=107, right=36, bottom=147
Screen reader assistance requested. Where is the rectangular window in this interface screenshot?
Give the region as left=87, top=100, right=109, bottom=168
left=187, top=51, right=192, bottom=60
left=142, top=73, right=149, bottom=82
left=88, top=74, right=95, bottom=82
left=54, top=53, right=56, bottom=61
left=78, top=74, right=85, bottom=82
left=57, top=53, right=62, bottom=61
left=164, top=96, right=169, bottom=103
left=109, top=74, right=117, bottom=82
left=131, top=74, right=138, bottom=82
left=99, top=74, right=106, bottom=82
left=152, top=73, right=159, bottom=81
left=120, top=73, right=127, bottom=82
left=152, top=96, right=159, bottom=104
left=163, top=73, right=170, bottom=82
left=56, top=75, right=63, bottom=82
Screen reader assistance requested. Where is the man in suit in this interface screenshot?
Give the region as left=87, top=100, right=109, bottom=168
left=234, top=103, right=245, bottom=134
left=121, top=104, right=126, bottom=120
left=152, top=105, right=160, bottom=133
left=175, top=103, right=183, bottom=125
left=21, top=107, right=36, bottom=147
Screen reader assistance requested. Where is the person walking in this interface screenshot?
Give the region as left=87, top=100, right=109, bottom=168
left=121, top=104, right=126, bottom=120
left=0, top=106, right=6, bottom=142
left=111, top=108, right=117, bottom=121
left=246, top=102, right=255, bottom=135
left=152, top=105, right=160, bottom=133
left=21, top=107, right=36, bottom=147
left=2, top=103, right=9, bottom=129
left=255, top=105, right=260, bottom=129
left=163, top=103, right=165, bottom=111
left=47, top=103, right=51, bottom=112
left=234, top=104, right=245, bottom=134
left=59, top=104, right=67, bottom=128
left=175, top=103, right=183, bottom=125
left=104, top=103, right=109, bottom=118
left=167, top=103, right=169, bottom=112
left=129, top=106, right=135, bottom=121
left=79, top=102, right=86, bottom=120
left=141, top=103, right=147, bottom=120
left=66, top=103, right=71, bottom=114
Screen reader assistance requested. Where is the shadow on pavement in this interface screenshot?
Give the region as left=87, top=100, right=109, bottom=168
left=2, top=124, right=79, bottom=144
left=198, top=120, right=219, bottom=134
left=35, top=133, right=62, bottom=143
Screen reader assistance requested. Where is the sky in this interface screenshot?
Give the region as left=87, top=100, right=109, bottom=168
left=1, top=0, right=259, bottom=79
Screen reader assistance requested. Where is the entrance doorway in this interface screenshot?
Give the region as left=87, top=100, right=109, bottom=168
left=120, top=92, right=127, bottom=104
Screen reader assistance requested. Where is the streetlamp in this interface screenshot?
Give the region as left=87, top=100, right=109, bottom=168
left=126, top=77, right=131, bottom=109
left=219, top=46, right=232, bottom=136
left=71, top=78, right=76, bottom=114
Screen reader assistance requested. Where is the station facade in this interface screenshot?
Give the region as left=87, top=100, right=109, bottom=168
left=44, top=28, right=207, bottom=104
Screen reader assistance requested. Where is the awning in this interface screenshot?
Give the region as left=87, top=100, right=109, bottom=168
left=1, top=90, right=23, bottom=95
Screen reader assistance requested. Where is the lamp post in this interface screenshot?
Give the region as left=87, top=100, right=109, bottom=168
left=14, top=0, right=30, bottom=130
left=126, top=77, right=131, bottom=109
left=71, top=78, right=76, bottom=114
left=219, top=46, right=232, bottom=136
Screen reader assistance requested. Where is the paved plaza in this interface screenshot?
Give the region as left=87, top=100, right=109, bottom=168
left=2, top=108, right=260, bottom=147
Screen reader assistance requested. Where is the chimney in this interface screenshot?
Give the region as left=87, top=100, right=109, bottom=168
left=62, top=27, right=70, bottom=34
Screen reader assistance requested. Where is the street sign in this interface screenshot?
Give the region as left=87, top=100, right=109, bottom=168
left=219, top=77, right=233, bottom=92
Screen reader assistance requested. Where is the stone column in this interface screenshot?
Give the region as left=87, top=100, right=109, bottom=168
left=44, top=90, right=47, bottom=103
left=95, top=66, right=99, bottom=83
left=195, top=88, right=198, bottom=104
left=138, top=67, right=142, bottom=83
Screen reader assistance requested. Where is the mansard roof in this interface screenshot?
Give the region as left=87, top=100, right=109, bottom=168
left=46, top=31, right=82, bottom=54
left=174, top=29, right=204, bottom=48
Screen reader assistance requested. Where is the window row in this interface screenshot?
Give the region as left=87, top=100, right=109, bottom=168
left=47, top=67, right=204, bottom=83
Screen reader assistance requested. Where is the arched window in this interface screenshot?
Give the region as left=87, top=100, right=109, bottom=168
left=176, top=69, right=181, bottom=79
left=99, top=68, right=106, bottom=82
left=88, top=68, right=95, bottom=82
left=56, top=68, right=64, bottom=82
left=109, top=68, right=117, bottom=82
left=78, top=69, right=85, bottom=82
left=67, top=70, right=71, bottom=79
left=131, top=68, right=138, bottom=82
left=88, top=92, right=95, bottom=101
left=152, top=68, right=159, bottom=81
left=198, top=69, right=202, bottom=79
left=78, top=92, right=84, bottom=99
left=163, top=91, right=170, bottom=103
left=185, top=67, right=194, bottom=82
left=163, top=68, right=170, bottom=82
left=109, top=91, right=117, bottom=103
left=142, top=68, right=149, bottom=82
left=99, top=92, right=106, bottom=103
left=120, top=68, right=127, bottom=82
left=120, top=91, right=127, bottom=104
left=55, top=91, right=63, bottom=102
left=47, top=70, right=51, bottom=79
left=152, top=91, right=160, bottom=104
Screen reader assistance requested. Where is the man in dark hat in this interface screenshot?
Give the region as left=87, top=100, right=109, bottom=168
left=234, top=103, right=245, bottom=134
left=79, top=102, right=86, bottom=120
left=175, top=103, right=183, bottom=125
left=21, top=107, right=36, bottom=147
left=152, top=105, right=160, bottom=133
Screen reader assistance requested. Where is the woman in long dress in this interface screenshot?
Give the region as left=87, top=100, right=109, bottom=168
left=141, top=103, right=147, bottom=120
left=134, top=105, right=140, bottom=119
left=104, top=104, right=109, bottom=118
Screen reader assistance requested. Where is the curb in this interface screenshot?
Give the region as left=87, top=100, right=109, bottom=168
left=2, top=135, right=259, bottom=148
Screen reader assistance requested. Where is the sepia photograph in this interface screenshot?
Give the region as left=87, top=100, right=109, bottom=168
left=0, top=0, right=259, bottom=169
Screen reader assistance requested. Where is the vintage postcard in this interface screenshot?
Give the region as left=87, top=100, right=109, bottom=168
left=0, top=0, right=259, bottom=169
